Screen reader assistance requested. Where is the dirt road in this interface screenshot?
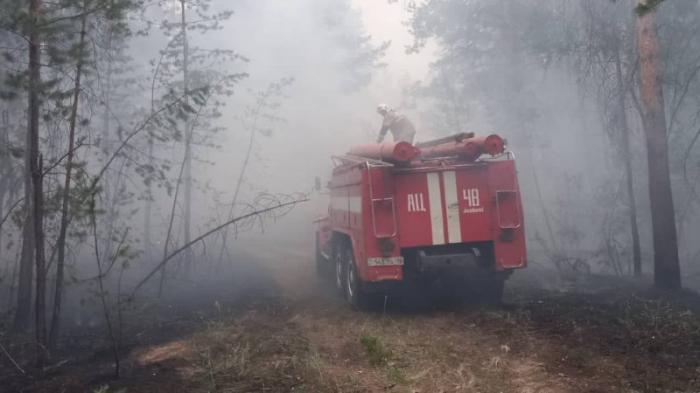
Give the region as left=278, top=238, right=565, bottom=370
left=119, top=245, right=700, bottom=393
left=6, top=244, right=700, bottom=392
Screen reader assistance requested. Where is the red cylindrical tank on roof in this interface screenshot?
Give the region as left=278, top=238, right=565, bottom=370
left=420, top=134, right=505, bottom=160
left=480, top=134, right=506, bottom=156
left=348, top=141, right=420, bottom=163
left=420, top=140, right=481, bottom=160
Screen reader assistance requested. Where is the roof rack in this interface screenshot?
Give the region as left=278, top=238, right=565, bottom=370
left=331, top=154, right=394, bottom=168
left=415, top=132, right=475, bottom=148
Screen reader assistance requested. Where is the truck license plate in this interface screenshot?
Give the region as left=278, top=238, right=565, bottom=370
left=367, top=257, right=404, bottom=266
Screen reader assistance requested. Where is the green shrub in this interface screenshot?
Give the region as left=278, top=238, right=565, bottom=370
left=360, top=335, right=390, bottom=367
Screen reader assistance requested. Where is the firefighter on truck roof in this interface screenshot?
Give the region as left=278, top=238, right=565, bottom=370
left=376, top=104, right=417, bottom=144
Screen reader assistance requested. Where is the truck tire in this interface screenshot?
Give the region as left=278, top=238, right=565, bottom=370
left=333, top=240, right=345, bottom=295
left=478, top=275, right=505, bottom=305
left=343, top=245, right=368, bottom=309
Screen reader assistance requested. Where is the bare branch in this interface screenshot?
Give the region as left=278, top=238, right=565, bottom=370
left=131, top=197, right=308, bottom=296
left=93, top=93, right=189, bottom=189
left=0, top=341, right=27, bottom=377
left=0, top=197, right=24, bottom=230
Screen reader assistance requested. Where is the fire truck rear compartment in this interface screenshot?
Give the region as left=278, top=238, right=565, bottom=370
left=322, top=134, right=525, bottom=306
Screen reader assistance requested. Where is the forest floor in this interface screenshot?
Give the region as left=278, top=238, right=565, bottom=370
left=3, top=242, right=700, bottom=393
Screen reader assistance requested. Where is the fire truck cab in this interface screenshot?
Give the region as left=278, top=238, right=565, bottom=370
left=315, top=133, right=527, bottom=308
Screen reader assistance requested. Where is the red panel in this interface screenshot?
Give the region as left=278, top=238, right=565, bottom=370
left=368, top=168, right=396, bottom=238
left=394, top=173, right=434, bottom=247
left=330, top=187, right=348, bottom=228
left=360, top=166, right=404, bottom=282
left=455, top=167, right=492, bottom=242
left=494, top=231, right=527, bottom=269
left=496, top=191, right=520, bottom=229
left=488, top=160, right=518, bottom=189
left=488, top=160, right=527, bottom=270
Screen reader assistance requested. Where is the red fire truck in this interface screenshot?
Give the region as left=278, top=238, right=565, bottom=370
left=314, top=133, right=526, bottom=308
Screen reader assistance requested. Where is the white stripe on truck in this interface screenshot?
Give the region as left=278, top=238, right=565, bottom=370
left=426, top=172, right=445, bottom=245
left=443, top=171, right=463, bottom=243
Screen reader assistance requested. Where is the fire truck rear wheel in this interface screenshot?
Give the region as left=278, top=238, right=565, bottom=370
left=477, top=276, right=505, bottom=305
left=333, top=241, right=345, bottom=295
left=343, top=247, right=367, bottom=309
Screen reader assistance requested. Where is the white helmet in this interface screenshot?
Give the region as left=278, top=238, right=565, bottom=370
left=377, top=103, right=390, bottom=115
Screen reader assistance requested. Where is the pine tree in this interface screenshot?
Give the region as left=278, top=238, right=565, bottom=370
left=636, top=0, right=681, bottom=289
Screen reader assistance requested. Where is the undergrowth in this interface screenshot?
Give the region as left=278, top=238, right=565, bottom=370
left=360, top=334, right=391, bottom=367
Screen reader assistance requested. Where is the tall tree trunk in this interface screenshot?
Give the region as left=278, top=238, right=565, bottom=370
left=145, top=46, right=167, bottom=272
left=33, top=155, right=46, bottom=366
left=0, top=132, right=7, bottom=272
left=7, top=246, right=19, bottom=312
left=144, top=137, right=153, bottom=261
left=14, top=216, right=33, bottom=332
left=0, top=186, right=6, bottom=291
left=49, top=12, right=87, bottom=350
left=636, top=0, right=681, bottom=290
left=622, top=120, right=642, bottom=277
left=101, top=22, right=115, bottom=263
left=614, top=48, right=642, bottom=277
left=180, top=0, right=193, bottom=271
left=14, top=0, right=43, bottom=332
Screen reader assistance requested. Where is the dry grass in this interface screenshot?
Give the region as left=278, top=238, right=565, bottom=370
left=7, top=248, right=700, bottom=393
left=185, top=300, right=323, bottom=392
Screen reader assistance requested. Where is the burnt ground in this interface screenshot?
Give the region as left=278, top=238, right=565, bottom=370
left=3, top=243, right=700, bottom=393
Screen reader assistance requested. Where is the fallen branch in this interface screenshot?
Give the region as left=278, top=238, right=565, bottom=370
left=131, top=197, right=308, bottom=296
left=0, top=340, right=27, bottom=377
